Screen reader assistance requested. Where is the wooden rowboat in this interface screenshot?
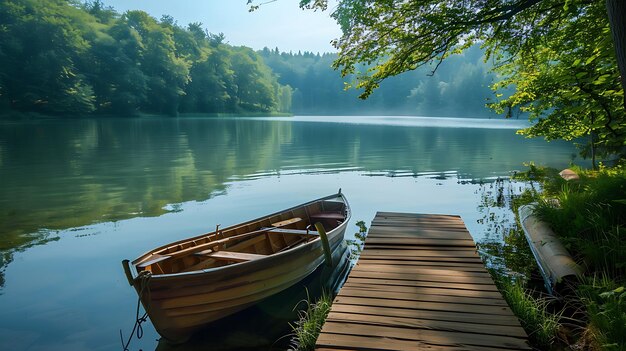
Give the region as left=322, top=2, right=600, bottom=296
left=122, top=191, right=350, bottom=343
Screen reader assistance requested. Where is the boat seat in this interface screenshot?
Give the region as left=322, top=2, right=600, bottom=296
left=137, top=254, right=171, bottom=268
left=268, top=228, right=319, bottom=236
left=196, top=250, right=267, bottom=262
left=270, top=217, right=302, bottom=227
left=310, top=212, right=344, bottom=220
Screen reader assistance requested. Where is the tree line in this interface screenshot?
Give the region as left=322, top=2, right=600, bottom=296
left=0, top=0, right=291, bottom=117
left=261, top=45, right=499, bottom=117
left=0, top=0, right=507, bottom=119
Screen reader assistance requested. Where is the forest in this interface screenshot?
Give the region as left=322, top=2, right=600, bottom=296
left=0, top=0, right=499, bottom=118
left=262, top=46, right=498, bottom=117
left=0, top=0, right=290, bottom=117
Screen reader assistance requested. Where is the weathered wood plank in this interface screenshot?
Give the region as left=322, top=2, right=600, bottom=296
left=317, top=333, right=512, bottom=351
left=342, top=281, right=504, bottom=299
left=318, top=333, right=443, bottom=351
left=198, top=251, right=266, bottom=262
left=337, top=287, right=509, bottom=307
left=364, top=237, right=476, bottom=246
left=347, top=276, right=498, bottom=291
left=370, top=215, right=466, bottom=223
left=347, top=269, right=496, bottom=285
left=369, top=222, right=468, bottom=229
left=375, top=212, right=461, bottom=220
left=369, top=227, right=468, bottom=238
left=270, top=217, right=302, bottom=227
left=320, top=321, right=530, bottom=350
left=333, top=295, right=516, bottom=317
left=356, top=261, right=487, bottom=272
left=326, top=311, right=528, bottom=338
left=358, top=253, right=484, bottom=264
left=360, top=248, right=480, bottom=258
left=315, top=212, right=528, bottom=351
left=357, top=255, right=483, bottom=264
left=365, top=232, right=471, bottom=241
left=343, top=276, right=501, bottom=292
left=355, top=258, right=487, bottom=271
left=351, top=263, right=493, bottom=279
left=363, top=245, right=479, bottom=254
left=329, top=303, right=523, bottom=327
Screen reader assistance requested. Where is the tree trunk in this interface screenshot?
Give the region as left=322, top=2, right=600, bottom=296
left=590, top=114, right=596, bottom=170
left=606, top=0, right=626, bottom=110
left=591, top=132, right=597, bottom=170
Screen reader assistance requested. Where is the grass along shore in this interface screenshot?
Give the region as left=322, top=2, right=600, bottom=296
left=501, top=163, right=626, bottom=350
left=290, top=167, right=626, bottom=350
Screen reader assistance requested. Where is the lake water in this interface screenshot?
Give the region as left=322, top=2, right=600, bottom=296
left=0, top=116, right=584, bottom=350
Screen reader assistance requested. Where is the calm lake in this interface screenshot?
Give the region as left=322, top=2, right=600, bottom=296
left=0, top=116, right=584, bottom=350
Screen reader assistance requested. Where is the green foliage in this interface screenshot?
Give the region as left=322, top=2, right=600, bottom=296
left=512, top=165, right=626, bottom=349
left=496, top=276, right=562, bottom=349
left=295, top=0, right=626, bottom=159
left=289, top=291, right=332, bottom=351
left=346, top=220, right=367, bottom=260
left=0, top=0, right=289, bottom=117
left=476, top=178, right=539, bottom=279
left=532, top=167, right=626, bottom=276
left=577, top=276, right=626, bottom=350
left=474, top=175, right=567, bottom=349
left=297, top=0, right=565, bottom=99
left=262, top=45, right=499, bottom=117
left=230, top=47, right=277, bottom=112
left=512, top=162, right=562, bottom=183
left=0, top=0, right=96, bottom=115
left=489, top=2, right=625, bottom=159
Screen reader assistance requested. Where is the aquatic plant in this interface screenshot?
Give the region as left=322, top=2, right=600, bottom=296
left=288, top=291, right=332, bottom=351
left=532, top=166, right=626, bottom=277
left=477, top=175, right=563, bottom=349
left=346, top=220, right=367, bottom=261
left=496, top=276, right=562, bottom=348
left=508, top=164, right=626, bottom=349
left=576, top=275, right=626, bottom=350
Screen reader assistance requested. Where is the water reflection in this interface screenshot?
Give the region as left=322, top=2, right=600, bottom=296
left=0, top=117, right=581, bottom=287
left=0, top=116, right=585, bottom=350
left=0, top=172, right=573, bottom=351
left=154, top=243, right=350, bottom=351
left=0, top=117, right=578, bottom=243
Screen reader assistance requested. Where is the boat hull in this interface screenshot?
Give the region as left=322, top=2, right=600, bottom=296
left=123, top=193, right=350, bottom=342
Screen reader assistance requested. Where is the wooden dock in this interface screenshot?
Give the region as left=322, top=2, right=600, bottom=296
left=316, top=212, right=530, bottom=351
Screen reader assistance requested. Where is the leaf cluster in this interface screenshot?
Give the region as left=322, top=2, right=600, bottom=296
left=323, top=0, right=561, bottom=99
left=489, top=1, right=625, bottom=157
left=302, top=0, right=626, bottom=158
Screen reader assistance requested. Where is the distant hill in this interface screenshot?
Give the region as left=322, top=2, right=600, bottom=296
left=260, top=45, right=502, bottom=118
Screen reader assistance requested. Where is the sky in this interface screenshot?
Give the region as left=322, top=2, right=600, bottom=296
left=97, top=0, right=341, bottom=53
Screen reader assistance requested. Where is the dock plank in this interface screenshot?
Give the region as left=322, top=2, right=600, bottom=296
left=337, top=286, right=509, bottom=306
left=363, top=237, right=475, bottom=246
left=354, top=258, right=488, bottom=271
left=321, top=321, right=529, bottom=350
left=329, top=303, right=523, bottom=327
left=333, top=295, right=516, bottom=317
left=351, top=263, right=494, bottom=278
left=315, top=212, right=530, bottom=351
left=326, top=311, right=528, bottom=338
left=342, top=281, right=504, bottom=299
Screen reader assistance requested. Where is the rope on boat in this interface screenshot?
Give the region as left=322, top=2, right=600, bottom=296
left=120, top=270, right=151, bottom=351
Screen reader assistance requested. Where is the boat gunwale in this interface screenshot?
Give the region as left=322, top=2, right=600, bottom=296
left=126, top=192, right=351, bottom=281
left=150, top=219, right=349, bottom=279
